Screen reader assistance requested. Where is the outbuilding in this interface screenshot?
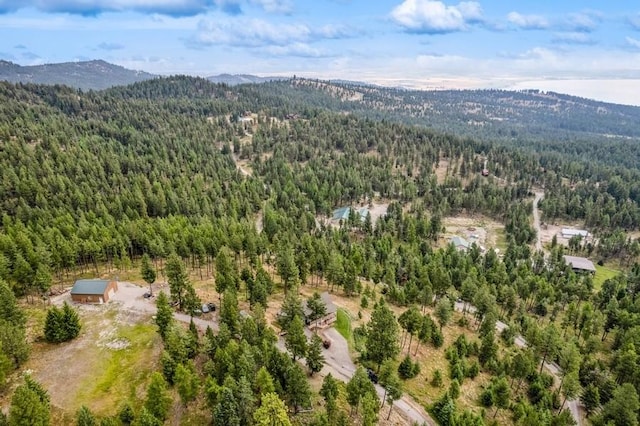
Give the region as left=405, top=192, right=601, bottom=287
left=563, top=255, right=596, bottom=274
left=71, top=279, right=118, bottom=304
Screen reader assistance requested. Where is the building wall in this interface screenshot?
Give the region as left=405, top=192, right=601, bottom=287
left=72, top=281, right=118, bottom=304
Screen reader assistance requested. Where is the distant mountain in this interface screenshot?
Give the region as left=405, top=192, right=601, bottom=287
left=207, top=73, right=287, bottom=85
left=0, top=60, right=156, bottom=90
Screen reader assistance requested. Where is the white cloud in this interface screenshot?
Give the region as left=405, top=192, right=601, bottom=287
left=249, top=0, right=293, bottom=14
left=390, top=0, right=482, bottom=34
left=265, top=43, right=329, bottom=57
left=190, top=18, right=355, bottom=48
left=553, top=32, right=596, bottom=45
left=566, top=11, right=601, bottom=32
left=507, top=12, right=548, bottom=30
left=627, top=36, right=640, bottom=50
left=0, top=0, right=222, bottom=16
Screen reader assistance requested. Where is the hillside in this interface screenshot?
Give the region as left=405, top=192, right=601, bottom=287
left=0, top=77, right=639, bottom=426
left=282, top=79, right=640, bottom=141
left=0, top=60, right=156, bottom=90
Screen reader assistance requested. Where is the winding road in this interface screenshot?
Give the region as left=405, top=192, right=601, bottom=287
left=533, top=191, right=544, bottom=252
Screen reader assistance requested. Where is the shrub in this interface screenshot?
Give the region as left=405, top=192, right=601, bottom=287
left=44, top=302, right=81, bottom=343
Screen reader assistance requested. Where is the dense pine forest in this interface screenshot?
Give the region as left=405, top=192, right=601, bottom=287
left=0, top=77, right=640, bottom=426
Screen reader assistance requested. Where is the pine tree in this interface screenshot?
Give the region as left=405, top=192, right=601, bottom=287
left=76, top=405, right=96, bottom=426
left=306, top=334, right=325, bottom=376
left=154, top=291, right=173, bottom=340
left=61, top=302, right=81, bottom=340
left=141, top=253, right=156, bottom=295
left=213, top=387, right=240, bottom=426
left=9, top=376, right=50, bottom=426
left=144, top=372, right=171, bottom=421
left=365, top=301, right=400, bottom=370
left=285, top=364, right=311, bottom=414
left=44, top=306, right=65, bottom=343
left=174, top=362, right=200, bottom=405
left=253, top=393, right=291, bottom=426
left=165, top=253, right=189, bottom=311
left=284, top=315, right=307, bottom=361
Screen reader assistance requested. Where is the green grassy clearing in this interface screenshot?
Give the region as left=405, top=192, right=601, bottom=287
left=79, top=322, right=160, bottom=415
left=335, top=308, right=354, bottom=352
left=594, top=264, right=621, bottom=292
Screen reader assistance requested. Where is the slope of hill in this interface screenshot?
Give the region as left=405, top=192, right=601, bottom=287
left=283, top=79, right=640, bottom=142
left=0, top=59, right=156, bottom=90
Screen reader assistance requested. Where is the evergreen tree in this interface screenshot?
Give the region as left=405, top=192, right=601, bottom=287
left=144, top=372, right=171, bottom=421
left=61, top=302, right=81, bottom=340
left=306, top=334, right=325, bottom=376
left=284, top=315, right=307, bottom=361
left=365, top=301, right=400, bottom=371
left=213, top=387, right=240, bottom=426
left=253, top=393, right=292, bottom=426
left=361, top=392, right=379, bottom=426
left=306, top=292, right=327, bottom=326
left=285, top=364, right=311, bottom=414
left=220, top=288, right=240, bottom=335
left=43, top=302, right=80, bottom=343
left=140, top=253, right=156, bottom=295
left=131, top=408, right=161, bottom=426
left=165, top=253, right=190, bottom=311
left=346, top=367, right=376, bottom=415
left=154, top=291, right=173, bottom=340
left=254, top=366, right=276, bottom=396
left=9, top=376, right=50, bottom=426
left=75, top=405, right=96, bottom=426
left=174, top=362, right=200, bottom=405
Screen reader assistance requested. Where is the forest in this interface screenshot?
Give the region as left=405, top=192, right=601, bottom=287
left=0, top=76, right=639, bottom=425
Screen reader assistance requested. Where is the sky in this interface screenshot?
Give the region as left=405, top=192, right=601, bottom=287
left=1, top=0, right=640, bottom=105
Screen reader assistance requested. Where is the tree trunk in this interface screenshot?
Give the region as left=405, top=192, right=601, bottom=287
left=387, top=403, right=393, bottom=420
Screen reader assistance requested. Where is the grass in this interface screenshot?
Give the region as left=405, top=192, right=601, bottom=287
left=594, top=264, right=621, bottom=291
left=335, top=308, right=354, bottom=352
left=78, top=322, right=160, bottom=415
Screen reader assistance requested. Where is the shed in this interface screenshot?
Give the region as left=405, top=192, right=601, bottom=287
left=71, top=279, right=118, bottom=304
left=331, top=206, right=368, bottom=222
left=562, top=229, right=589, bottom=239
left=450, top=236, right=470, bottom=251
left=563, top=255, right=596, bottom=274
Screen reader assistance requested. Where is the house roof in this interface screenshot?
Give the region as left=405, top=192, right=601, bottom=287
left=562, top=229, right=589, bottom=238
left=71, top=279, right=111, bottom=295
left=563, top=255, right=596, bottom=272
left=450, top=236, right=470, bottom=249
left=321, top=292, right=337, bottom=315
left=304, top=292, right=338, bottom=317
left=332, top=206, right=369, bottom=222
left=332, top=207, right=351, bottom=221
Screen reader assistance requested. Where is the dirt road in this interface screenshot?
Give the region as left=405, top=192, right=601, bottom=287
left=533, top=191, right=544, bottom=252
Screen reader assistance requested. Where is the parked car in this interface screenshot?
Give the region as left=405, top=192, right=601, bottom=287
left=367, top=368, right=379, bottom=384
left=322, top=338, right=331, bottom=349
left=206, top=302, right=216, bottom=312
left=201, top=303, right=210, bottom=314
left=143, top=292, right=152, bottom=299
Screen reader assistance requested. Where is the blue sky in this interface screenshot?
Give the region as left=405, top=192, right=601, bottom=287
left=1, top=0, right=640, bottom=104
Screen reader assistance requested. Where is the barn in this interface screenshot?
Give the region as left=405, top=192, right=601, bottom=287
left=563, top=255, right=596, bottom=274
left=71, top=279, right=118, bottom=304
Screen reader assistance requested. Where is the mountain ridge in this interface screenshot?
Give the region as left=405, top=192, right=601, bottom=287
left=0, top=59, right=156, bottom=90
